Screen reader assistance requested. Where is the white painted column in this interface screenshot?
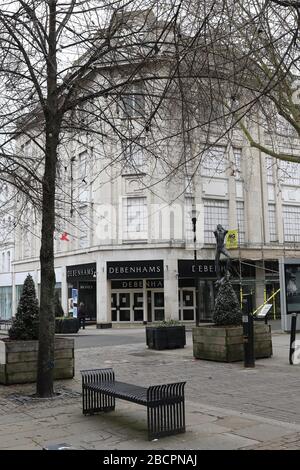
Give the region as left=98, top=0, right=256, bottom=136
left=12, top=271, right=16, bottom=317
left=61, top=267, right=68, bottom=316
left=164, top=255, right=179, bottom=320
left=96, top=259, right=111, bottom=327
left=143, top=279, right=147, bottom=323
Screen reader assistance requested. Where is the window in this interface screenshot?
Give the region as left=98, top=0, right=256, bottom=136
left=184, top=176, right=193, bottom=194
left=78, top=150, right=89, bottom=202
left=233, top=148, right=242, bottom=180
left=23, top=226, right=31, bottom=258
left=122, top=139, right=145, bottom=174
left=120, top=84, right=145, bottom=118
left=185, top=197, right=195, bottom=242
left=204, top=199, right=229, bottom=243
left=6, top=251, right=10, bottom=272
left=0, top=286, right=12, bottom=320
left=266, top=157, right=275, bottom=183
left=268, top=204, right=277, bottom=242
left=78, top=204, right=89, bottom=248
left=283, top=205, right=300, bottom=242
left=236, top=201, right=245, bottom=243
left=123, top=197, right=148, bottom=240
left=201, top=146, right=226, bottom=177
left=278, top=161, right=300, bottom=186
left=15, top=285, right=23, bottom=308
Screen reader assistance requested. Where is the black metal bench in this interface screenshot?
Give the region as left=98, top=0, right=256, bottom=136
left=80, top=368, right=186, bottom=440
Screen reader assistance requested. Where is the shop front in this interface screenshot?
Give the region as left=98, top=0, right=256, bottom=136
left=177, top=259, right=258, bottom=322
left=66, top=262, right=97, bottom=321
left=178, top=259, right=216, bottom=322
left=107, top=260, right=164, bottom=323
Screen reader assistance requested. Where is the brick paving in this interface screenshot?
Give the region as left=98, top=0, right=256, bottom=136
left=1, top=328, right=300, bottom=449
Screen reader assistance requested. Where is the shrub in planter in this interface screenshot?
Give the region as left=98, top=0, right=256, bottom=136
left=55, top=317, right=79, bottom=334
left=213, top=277, right=242, bottom=326
left=146, top=319, right=186, bottom=350
left=1, top=274, right=74, bottom=384
left=9, top=274, right=39, bottom=340
left=193, top=276, right=272, bottom=362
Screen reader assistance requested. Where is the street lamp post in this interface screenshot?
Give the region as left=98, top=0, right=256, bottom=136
left=191, top=211, right=200, bottom=327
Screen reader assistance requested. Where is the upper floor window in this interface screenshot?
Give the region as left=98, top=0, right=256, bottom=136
left=283, top=205, right=300, bottom=242
left=122, top=139, right=146, bottom=174
left=78, top=204, right=89, bottom=249
left=204, top=199, right=229, bottom=243
left=268, top=204, right=277, bottom=242
left=233, top=148, right=242, bottom=180
left=123, top=197, right=148, bottom=240
left=200, top=146, right=226, bottom=178
left=266, top=157, right=275, bottom=183
left=236, top=201, right=245, bottom=243
left=278, top=160, right=300, bottom=186
left=119, top=84, right=145, bottom=118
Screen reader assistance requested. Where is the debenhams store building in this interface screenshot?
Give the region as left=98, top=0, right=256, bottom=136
left=63, top=250, right=277, bottom=326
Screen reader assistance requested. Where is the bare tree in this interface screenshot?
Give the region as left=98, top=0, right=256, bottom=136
left=0, top=0, right=299, bottom=398
left=0, top=0, right=191, bottom=397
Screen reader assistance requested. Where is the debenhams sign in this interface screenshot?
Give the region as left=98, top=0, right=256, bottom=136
left=67, top=263, right=96, bottom=281
left=107, top=260, right=164, bottom=279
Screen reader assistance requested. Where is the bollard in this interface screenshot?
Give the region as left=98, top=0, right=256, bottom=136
left=289, top=313, right=297, bottom=365
left=242, top=300, right=255, bottom=368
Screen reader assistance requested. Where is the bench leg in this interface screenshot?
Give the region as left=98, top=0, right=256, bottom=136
left=83, top=387, right=115, bottom=415
left=147, top=399, right=185, bottom=440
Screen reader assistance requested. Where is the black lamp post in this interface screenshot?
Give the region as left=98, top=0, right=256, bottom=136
left=191, top=210, right=200, bottom=327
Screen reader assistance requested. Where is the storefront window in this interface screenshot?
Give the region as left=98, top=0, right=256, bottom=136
left=15, top=285, right=23, bottom=308
left=0, top=286, right=12, bottom=320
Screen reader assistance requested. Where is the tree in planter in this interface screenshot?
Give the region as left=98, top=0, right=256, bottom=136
left=213, top=277, right=242, bottom=326
left=9, top=274, right=39, bottom=340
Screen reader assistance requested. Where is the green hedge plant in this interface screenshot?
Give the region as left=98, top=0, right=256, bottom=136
left=213, top=277, right=242, bottom=326
left=9, top=274, right=39, bottom=340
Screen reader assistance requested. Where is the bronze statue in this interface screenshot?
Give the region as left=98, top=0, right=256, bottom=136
left=214, top=224, right=231, bottom=282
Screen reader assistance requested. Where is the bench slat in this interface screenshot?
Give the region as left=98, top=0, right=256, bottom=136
left=84, top=381, right=148, bottom=405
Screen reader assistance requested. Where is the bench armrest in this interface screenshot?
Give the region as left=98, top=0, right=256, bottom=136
left=80, top=368, right=115, bottom=386
left=147, top=381, right=186, bottom=404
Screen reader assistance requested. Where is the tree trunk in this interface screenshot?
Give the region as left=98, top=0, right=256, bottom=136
left=36, top=0, right=60, bottom=397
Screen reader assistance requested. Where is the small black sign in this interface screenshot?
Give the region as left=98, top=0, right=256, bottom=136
left=107, top=260, right=164, bottom=279
left=285, top=263, right=300, bottom=314
left=178, top=260, right=216, bottom=278
left=67, top=263, right=96, bottom=281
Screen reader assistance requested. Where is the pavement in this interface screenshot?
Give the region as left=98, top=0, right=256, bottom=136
left=1, top=322, right=300, bottom=450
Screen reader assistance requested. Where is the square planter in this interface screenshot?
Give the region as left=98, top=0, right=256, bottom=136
left=192, top=323, right=272, bottom=362
left=146, top=326, right=186, bottom=350
left=0, top=337, right=74, bottom=385
left=55, top=317, right=79, bottom=334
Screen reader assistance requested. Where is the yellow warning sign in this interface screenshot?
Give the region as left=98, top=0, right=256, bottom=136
left=226, top=229, right=239, bottom=249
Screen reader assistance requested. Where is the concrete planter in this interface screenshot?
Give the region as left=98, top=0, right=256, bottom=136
left=55, top=317, right=79, bottom=334
left=0, top=337, right=74, bottom=385
left=146, top=326, right=186, bottom=350
left=193, top=323, right=272, bottom=362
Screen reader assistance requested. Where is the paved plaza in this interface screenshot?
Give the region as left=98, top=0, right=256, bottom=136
left=1, top=325, right=300, bottom=450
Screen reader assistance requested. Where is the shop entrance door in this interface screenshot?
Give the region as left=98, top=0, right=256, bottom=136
left=179, top=288, right=195, bottom=321
left=111, top=291, right=144, bottom=322
left=78, top=281, right=96, bottom=321
left=149, top=291, right=164, bottom=322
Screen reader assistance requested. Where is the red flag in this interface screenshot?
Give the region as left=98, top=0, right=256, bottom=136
left=60, top=232, right=69, bottom=241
